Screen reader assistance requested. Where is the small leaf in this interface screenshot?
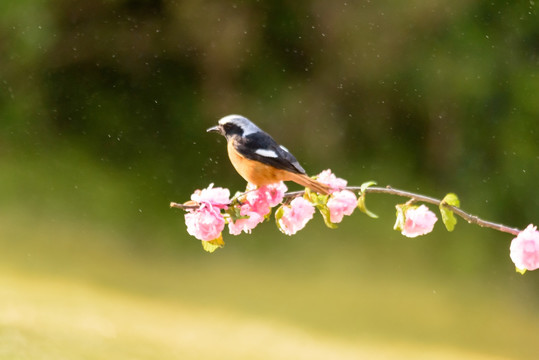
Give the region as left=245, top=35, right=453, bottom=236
left=393, top=204, right=407, bottom=232
left=360, top=180, right=377, bottom=193
left=317, top=204, right=338, bottom=229
left=274, top=205, right=285, bottom=232
left=317, top=193, right=329, bottom=205
left=228, top=205, right=249, bottom=222
left=439, top=208, right=457, bottom=231
left=201, top=234, right=225, bottom=253
left=439, top=193, right=460, bottom=232
left=263, top=209, right=272, bottom=222
left=357, top=192, right=379, bottom=218
left=442, top=193, right=460, bottom=207
left=307, top=194, right=336, bottom=229
left=515, top=267, right=527, bottom=275
left=307, top=190, right=319, bottom=204
left=231, top=206, right=242, bottom=220
left=357, top=181, right=378, bottom=218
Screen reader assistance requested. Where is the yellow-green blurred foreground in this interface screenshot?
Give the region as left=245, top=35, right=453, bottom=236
left=2, top=213, right=539, bottom=359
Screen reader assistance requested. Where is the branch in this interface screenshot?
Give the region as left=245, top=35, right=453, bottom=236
left=171, top=202, right=194, bottom=209
left=283, top=186, right=521, bottom=236
left=361, top=186, right=521, bottom=236
left=171, top=185, right=522, bottom=236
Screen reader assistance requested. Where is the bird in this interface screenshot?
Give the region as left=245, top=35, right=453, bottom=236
left=207, top=114, right=331, bottom=195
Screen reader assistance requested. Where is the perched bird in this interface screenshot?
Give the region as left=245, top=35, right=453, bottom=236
left=207, top=115, right=331, bottom=195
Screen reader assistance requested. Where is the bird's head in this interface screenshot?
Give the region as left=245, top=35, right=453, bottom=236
left=207, top=115, right=261, bottom=140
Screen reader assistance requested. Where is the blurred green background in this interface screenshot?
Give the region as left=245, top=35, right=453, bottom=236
left=1, top=0, right=538, bottom=359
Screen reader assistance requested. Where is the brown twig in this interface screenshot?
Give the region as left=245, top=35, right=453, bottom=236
left=170, top=202, right=199, bottom=210
left=360, top=186, right=521, bottom=235
left=282, top=186, right=521, bottom=235
left=171, top=185, right=522, bottom=236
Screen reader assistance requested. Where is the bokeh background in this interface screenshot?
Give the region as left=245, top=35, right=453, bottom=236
left=1, top=0, right=538, bottom=359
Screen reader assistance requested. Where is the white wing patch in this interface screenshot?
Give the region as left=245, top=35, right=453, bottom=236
left=279, top=145, right=289, bottom=153
left=255, top=149, right=279, bottom=158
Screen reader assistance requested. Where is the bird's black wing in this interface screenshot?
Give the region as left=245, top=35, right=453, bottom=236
left=234, top=132, right=306, bottom=175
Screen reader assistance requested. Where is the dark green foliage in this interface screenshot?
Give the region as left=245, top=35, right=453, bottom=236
left=0, top=0, right=537, bottom=223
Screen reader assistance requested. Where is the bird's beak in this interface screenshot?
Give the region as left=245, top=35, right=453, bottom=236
left=206, top=125, right=221, bottom=134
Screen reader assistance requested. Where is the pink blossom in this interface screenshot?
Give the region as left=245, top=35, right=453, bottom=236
left=227, top=182, right=287, bottom=236
left=510, top=224, right=539, bottom=272
left=245, top=182, right=288, bottom=217
left=327, top=190, right=357, bottom=223
left=185, top=206, right=225, bottom=241
left=228, top=203, right=264, bottom=235
left=401, top=205, right=438, bottom=238
left=278, top=197, right=315, bottom=235
left=316, top=169, right=347, bottom=192
left=191, top=184, right=230, bottom=209
left=264, top=182, right=288, bottom=207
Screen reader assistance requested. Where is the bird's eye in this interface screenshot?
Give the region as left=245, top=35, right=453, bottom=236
left=222, top=122, right=243, bottom=136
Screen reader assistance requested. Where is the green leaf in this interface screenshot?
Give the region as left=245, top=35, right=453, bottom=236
left=307, top=192, right=336, bottom=229
left=201, top=235, right=225, bottom=253
left=439, top=193, right=460, bottom=232
left=357, top=193, right=379, bottom=218
left=263, top=208, right=272, bottom=222
left=307, top=190, right=328, bottom=207
left=393, top=204, right=407, bottom=232
left=317, top=193, right=329, bottom=205
left=317, top=204, right=338, bottom=229
left=274, top=205, right=286, bottom=233
left=357, top=181, right=378, bottom=218
left=227, top=205, right=249, bottom=222
left=442, top=193, right=460, bottom=207
left=360, top=180, right=377, bottom=193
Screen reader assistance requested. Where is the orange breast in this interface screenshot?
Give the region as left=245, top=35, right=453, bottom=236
left=227, top=141, right=292, bottom=186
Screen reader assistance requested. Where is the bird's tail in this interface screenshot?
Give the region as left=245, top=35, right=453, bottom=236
left=287, top=173, right=332, bottom=195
